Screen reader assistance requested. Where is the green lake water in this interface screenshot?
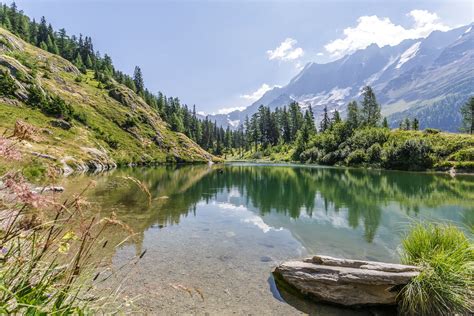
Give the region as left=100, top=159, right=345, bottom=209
left=62, top=163, right=473, bottom=314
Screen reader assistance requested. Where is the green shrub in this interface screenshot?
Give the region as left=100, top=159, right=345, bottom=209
left=72, top=110, right=88, bottom=125
left=449, top=147, right=474, bottom=162
left=424, top=128, right=440, bottom=134
left=26, top=84, right=48, bottom=108
left=345, top=149, right=367, bottom=165
left=251, top=151, right=263, bottom=160
left=383, top=139, right=434, bottom=170
left=367, top=143, right=382, bottom=163
left=0, top=70, right=17, bottom=97
left=349, top=127, right=390, bottom=150
left=41, top=95, right=74, bottom=119
left=300, top=147, right=321, bottom=163
left=399, top=223, right=473, bottom=315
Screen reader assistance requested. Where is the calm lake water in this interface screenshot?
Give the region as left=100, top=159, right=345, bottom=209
left=62, top=163, right=473, bottom=315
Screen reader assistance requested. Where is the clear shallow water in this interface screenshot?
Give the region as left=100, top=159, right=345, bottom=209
left=62, top=163, right=473, bottom=314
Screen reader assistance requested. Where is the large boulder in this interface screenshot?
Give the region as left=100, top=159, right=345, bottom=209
left=273, top=255, right=420, bottom=307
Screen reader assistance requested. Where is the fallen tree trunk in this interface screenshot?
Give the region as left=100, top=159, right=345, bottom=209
left=273, top=255, right=420, bottom=307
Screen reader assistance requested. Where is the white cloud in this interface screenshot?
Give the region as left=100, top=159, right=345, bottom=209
left=316, top=52, right=324, bottom=56
left=267, top=38, right=304, bottom=61
left=324, top=10, right=451, bottom=58
left=240, top=83, right=281, bottom=102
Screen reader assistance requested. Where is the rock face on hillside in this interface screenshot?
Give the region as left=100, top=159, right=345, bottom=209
left=273, top=255, right=420, bottom=307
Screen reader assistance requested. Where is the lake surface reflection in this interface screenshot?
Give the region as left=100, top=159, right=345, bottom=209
left=63, top=163, right=473, bottom=314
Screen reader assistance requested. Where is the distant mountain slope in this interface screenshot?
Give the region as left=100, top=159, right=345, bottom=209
left=210, top=24, right=473, bottom=131
left=0, top=27, right=215, bottom=173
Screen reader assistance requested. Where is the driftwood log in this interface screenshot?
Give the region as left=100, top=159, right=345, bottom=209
left=273, top=255, right=420, bottom=307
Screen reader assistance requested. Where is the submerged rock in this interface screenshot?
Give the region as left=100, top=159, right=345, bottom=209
left=273, top=255, right=419, bottom=307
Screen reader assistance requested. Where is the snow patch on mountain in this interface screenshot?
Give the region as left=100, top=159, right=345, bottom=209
left=366, top=55, right=399, bottom=85
left=228, top=119, right=240, bottom=128
left=396, top=41, right=421, bottom=69
left=298, top=87, right=352, bottom=109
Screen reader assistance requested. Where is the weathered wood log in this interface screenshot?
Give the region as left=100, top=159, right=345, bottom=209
left=273, top=255, right=420, bottom=307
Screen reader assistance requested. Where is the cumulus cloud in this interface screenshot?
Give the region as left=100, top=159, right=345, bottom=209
left=240, top=83, right=280, bottom=102
left=267, top=38, right=304, bottom=61
left=324, top=10, right=451, bottom=58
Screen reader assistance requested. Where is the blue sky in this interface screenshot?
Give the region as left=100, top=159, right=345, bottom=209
left=12, top=0, right=473, bottom=114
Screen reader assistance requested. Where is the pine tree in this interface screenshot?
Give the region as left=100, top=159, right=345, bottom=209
left=460, top=96, right=474, bottom=134
left=382, top=117, right=389, bottom=128
left=403, top=118, right=411, bottom=130
left=320, top=106, right=330, bottom=132
left=250, top=113, right=259, bottom=151
left=133, top=66, right=144, bottom=93
left=332, top=109, right=341, bottom=126
left=412, top=118, right=419, bottom=131
left=39, top=41, right=48, bottom=51
left=360, top=86, right=381, bottom=127
left=73, top=53, right=84, bottom=69
left=280, top=106, right=291, bottom=143
left=85, top=54, right=93, bottom=69
left=37, top=16, right=48, bottom=45
left=305, top=105, right=317, bottom=135
left=2, top=15, right=11, bottom=29
left=346, top=101, right=359, bottom=131
left=289, top=102, right=303, bottom=141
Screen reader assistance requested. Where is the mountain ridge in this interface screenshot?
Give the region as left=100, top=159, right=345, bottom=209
left=208, top=23, right=473, bottom=132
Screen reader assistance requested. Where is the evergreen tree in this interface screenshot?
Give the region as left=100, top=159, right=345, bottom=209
left=289, top=102, right=303, bottom=141
left=382, top=117, right=389, bottom=128
left=320, top=106, right=330, bottom=132
left=460, top=96, right=474, bottom=134
left=305, top=105, right=316, bottom=135
left=403, top=118, right=411, bottom=130
left=412, top=118, right=419, bottom=131
left=133, top=66, right=144, bottom=93
left=280, top=106, right=291, bottom=143
left=331, top=109, right=341, bottom=127
left=346, top=101, right=359, bottom=131
left=360, top=86, right=381, bottom=127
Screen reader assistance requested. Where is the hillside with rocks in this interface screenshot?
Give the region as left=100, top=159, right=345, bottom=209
left=0, top=27, right=215, bottom=175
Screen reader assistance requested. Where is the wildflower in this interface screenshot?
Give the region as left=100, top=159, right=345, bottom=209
left=0, top=137, right=21, bottom=161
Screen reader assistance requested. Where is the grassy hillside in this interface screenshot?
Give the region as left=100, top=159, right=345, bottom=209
left=0, top=27, right=216, bottom=177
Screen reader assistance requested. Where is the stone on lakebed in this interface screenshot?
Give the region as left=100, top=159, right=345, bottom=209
left=273, top=255, right=420, bottom=307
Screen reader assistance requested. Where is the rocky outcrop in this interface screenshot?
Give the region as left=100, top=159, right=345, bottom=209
left=50, top=119, right=72, bottom=130
left=273, top=255, right=420, bottom=307
left=108, top=85, right=148, bottom=110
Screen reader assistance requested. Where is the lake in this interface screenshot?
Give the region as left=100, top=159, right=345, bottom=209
left=61, top=163, right=473, bottom=314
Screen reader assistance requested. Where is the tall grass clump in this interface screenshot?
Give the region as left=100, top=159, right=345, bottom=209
left=399, top=223, right=473, bottom=315
left=0, top=135, right=143, bottom=314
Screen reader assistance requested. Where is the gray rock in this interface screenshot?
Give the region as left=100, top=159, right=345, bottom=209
left=50, top=119, right=72, bottom=130
left=32, top=186, right=64, bottom=193
left=30, top=151, right=57, bottom=161
left=273, top=255, right=420, bottom=307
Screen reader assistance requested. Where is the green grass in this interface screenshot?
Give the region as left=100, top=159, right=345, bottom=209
left=399, top=223, right=473, bottom=315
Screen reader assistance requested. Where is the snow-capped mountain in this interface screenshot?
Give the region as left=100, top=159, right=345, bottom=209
left=208, top=23, right=473, bottom=131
